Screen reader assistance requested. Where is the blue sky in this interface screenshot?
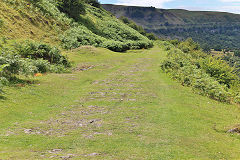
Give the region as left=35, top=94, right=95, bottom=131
left=99, top=0, right=240, bottom=14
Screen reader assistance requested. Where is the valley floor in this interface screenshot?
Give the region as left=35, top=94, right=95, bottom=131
left=1, top=45, right=240, bottom=159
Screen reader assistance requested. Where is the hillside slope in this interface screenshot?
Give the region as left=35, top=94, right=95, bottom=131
left=102, top=4, right=240, bottom=49
left=0, top=0, right=152, bottom=51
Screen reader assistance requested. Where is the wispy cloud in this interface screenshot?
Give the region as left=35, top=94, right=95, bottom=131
left=220, top=0, right=240, bottom=2
left=116, top=0, right=174, bottom=8
left=217, top=5, right=240, bottom=13
left=108, top=0, right=240, bottom=14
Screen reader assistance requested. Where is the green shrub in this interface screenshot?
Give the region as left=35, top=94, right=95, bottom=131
left=31, top=59, right=50, bottom=73
left=146, top=33, right=158, bottom=40
left=159, top=41, right=238, bottom=103
left=101, top=41, right=129, bottom=52
left=60, top=26, right=105, bottom=49
left=61, top=26, right=153, bottom=52
left=0, top=64, right=9, bottom=92
left=15, top=41, right=70, bottom=67
left=28, top=0, right=73, bottom=25
left=0, top=52, right=36, bottom=78
left=0, top=19, right=4, bottom=28
left=200, top=57, right=237, bottom=87
left=0, top=39, right=71, bottom=92
left=57, top=0, right=85, bottom=20
left=234, top=50, right=240, bottom=57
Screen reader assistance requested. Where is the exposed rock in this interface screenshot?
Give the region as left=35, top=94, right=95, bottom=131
left=24, top=129, right=32, bottom=134
left=227, top=128, right=240, bottom=133
left=85, top=153, right=100, bottom=157
left=48, top=149, right=63, bottom=153
left=60, top=154, right=74, bottom=159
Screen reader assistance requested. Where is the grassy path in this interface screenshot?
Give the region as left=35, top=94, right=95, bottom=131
left=1, top=45, right=240, bottom=159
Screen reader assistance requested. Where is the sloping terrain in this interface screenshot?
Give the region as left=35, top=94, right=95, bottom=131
left=0, top=0, right=152, bottom=51
left=102, top=4, right=240, bottom=49
left=1, top=45, right=240, bottom=159
left=0, top=0, right=63, bottom=44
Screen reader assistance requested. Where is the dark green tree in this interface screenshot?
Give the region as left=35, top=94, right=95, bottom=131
left=214, top=44, right=222, bottom=51
left=234, top=50, right=240, bottom=57
left=202, top=43, right=211, bottom=54
left=57, top=0, right=86, bottom=20
left=146, top=33, right=158, bottom=40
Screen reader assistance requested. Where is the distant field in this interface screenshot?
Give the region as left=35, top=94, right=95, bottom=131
left=210, top=50, right=234, bottom=57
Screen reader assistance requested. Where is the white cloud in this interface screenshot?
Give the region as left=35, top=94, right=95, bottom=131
left=114, top=0, right=240, bottom=14
left=175, top=5, right=240, bottom=14
left=220, top=0, right=240, bottom=2
left=116, top=0, right=173, bottom=8
left=217, top=5, right=240, bottom=13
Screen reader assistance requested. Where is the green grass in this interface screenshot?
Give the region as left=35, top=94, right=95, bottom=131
left=0, top=0, right=152, bottom=52
left=1, top=44, right=240, bottom=159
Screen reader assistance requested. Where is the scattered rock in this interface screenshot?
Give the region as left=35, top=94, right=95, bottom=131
left=107, top=132, right=113, bottom=136
left=89, top=119, right=100, bottom=124
left=60, top=154, right=74, bottom=159
left=48, top=149, right=63, bottom=153
left=73, top=65, right=94, bottom=72
left=49, top=155, right=57, bottom=158
left=5, top=131, right=15, bottom=136
left=85, top=153, right=100, bottom=157
left=24, top=129, right=33, bottom=134
left=227, top=128, right=240, bottom=133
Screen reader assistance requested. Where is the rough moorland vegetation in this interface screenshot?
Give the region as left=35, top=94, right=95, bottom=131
left=0, top=39, right=70, bottom=92
left=161, top=39, right=240, bottom=103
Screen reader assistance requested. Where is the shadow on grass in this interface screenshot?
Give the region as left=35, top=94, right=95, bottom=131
left=0, top=95, right=6, bottom=100
left=0, top=77, right=40, bottom=101
left=0, top=89, right=7, bottom=100
left=8, top=77, right=40, bottom=88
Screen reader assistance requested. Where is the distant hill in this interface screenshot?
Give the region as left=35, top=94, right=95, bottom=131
left=102, top=4, right=240, bottom=49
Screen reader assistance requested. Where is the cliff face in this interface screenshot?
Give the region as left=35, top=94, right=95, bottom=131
left=102, top=4, right=240, bottom=49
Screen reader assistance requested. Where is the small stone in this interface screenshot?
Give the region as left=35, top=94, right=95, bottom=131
left=107, top=132, right=113, bottom=136
left=85, top=153, right=100, bottom=156
left=227, top=128, right=240, bottom=133
left=48, top=149, right=63, bottom=153
left=24, top=129, right=32, bottom=134
left=89, top=119, right=100, bottom=124
left=60, top=155, right=73, bottom=159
